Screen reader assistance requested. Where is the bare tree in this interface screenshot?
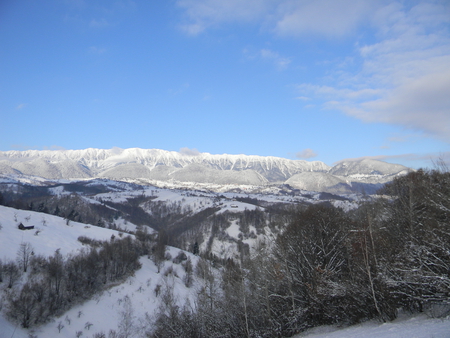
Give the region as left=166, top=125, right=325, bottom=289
left=57, top=321, right=64, bottom=333
left=4, top=260, right=20, bottom=288
left=17, top=242, right=34, bottom=273
left=47, top=249, right=65, bottom=297
left=6, top=282, right=38, bottom=328
left=118, top=295, right=136, bottom=338
left=152, top=230, right=167, bottom=273
left=182, top=257, right=193, bottom=287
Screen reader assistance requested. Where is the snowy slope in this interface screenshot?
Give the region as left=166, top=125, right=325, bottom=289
left=0, top=205, right=119, bottom=259
left=286, top=172, right=353, bottom=194
left=0, top=252, right=199, bottom=338
left=0, top=205, right=201, bottom=338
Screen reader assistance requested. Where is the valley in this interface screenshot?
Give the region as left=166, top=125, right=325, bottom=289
left=0, top=149, right=448, bottom=338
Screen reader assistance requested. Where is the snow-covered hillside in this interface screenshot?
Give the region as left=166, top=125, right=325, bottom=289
left=286, top=172, right=353, bottom=194
left=0, top=206, right=201, bottom=338
left=0, top=205, right=119, bottom=259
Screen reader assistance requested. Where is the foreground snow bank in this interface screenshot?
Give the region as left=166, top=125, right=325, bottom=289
left=297, top=313, right=450, bottom=338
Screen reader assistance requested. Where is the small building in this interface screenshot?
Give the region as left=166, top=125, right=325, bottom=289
left=18, top=223, right=34, bottom=230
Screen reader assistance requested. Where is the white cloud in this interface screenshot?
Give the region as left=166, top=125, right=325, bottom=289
left=16, top=103, right=27, bottom=110
left=343, top=69, right=450, bottom=141
left=298, top=84, right=383, bottom=101
left=176, top=1, right=450, bottom=142
left=179, top=147, right=201, bottom=156
left=296, top=148, right=317, bottom=159
left=298, top=1, right=450, bottom=143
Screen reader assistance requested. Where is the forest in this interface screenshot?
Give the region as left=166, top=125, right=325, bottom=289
left=150, top=167, right=450, bottom=337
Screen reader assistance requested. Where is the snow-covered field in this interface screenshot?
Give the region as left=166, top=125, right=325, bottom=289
left=297, top=313, right=450, bottom=338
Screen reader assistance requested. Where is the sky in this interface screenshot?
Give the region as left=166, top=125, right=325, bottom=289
left=0, top=0, right=449, bottom=169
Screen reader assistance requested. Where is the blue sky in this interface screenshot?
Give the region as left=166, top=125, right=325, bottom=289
left=1, top=0, right=449, bottom=169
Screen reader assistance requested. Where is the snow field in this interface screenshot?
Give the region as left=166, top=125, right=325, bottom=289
left=296, top=313, right=450, bottom=338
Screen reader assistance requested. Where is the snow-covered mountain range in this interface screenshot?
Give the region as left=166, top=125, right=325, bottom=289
left=0, top=148, right=411, bottom=193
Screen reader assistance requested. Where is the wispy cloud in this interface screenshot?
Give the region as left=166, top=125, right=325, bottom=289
left=180, top=147, right=201, bottom=156
left=244, top=48, right=291, bottom=70
left=43, top=145, right=66, bottom=151
left=16, top=103, right=27, bottom=110
left=88, top=46, right=107, bottom=54
left=89, top=18, right=109, bottom=28
left=169, top=83, right=190, bottom=96
left=296, top=148, right=318, bottom=159
left=9, top=144, right=66, bottom=151
left=176, top=0, right=274, bottom=35
left=63, top=1, right=136, bottom=29
left=176, top=0, right=382, bottom=37
left=259, top=49, right=291, bottom=70
left=295, top=96, right=310, bottom=101
left=10, top=144, right=36, bottom=150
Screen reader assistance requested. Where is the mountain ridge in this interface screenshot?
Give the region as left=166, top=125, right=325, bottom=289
left=0, top=148, right=411, bottom=193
